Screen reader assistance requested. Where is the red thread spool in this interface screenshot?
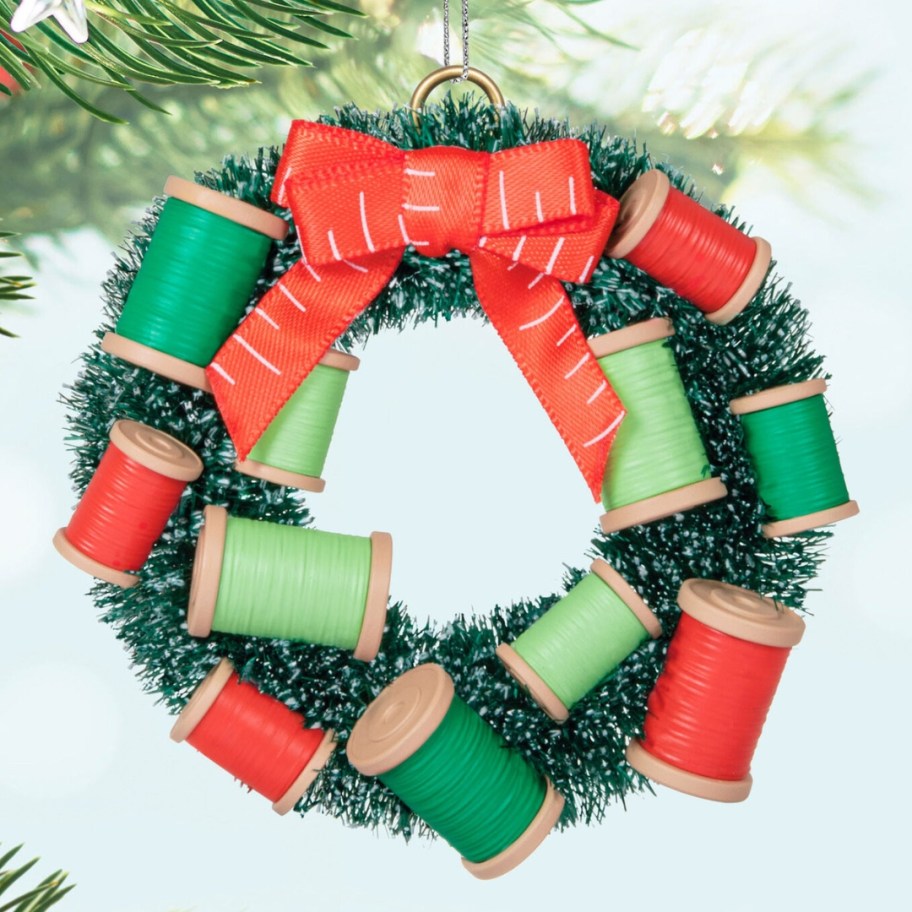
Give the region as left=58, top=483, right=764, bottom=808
left=606, top=170, right=772, bottom=324
left=627, top=579, right=805, bottom=802
left=170, top=658, right=336, bottom=815
left=53, top=420, right=203, bottom=588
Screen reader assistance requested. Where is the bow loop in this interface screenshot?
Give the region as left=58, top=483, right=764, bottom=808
left=208, top=121, right=626, bottom=500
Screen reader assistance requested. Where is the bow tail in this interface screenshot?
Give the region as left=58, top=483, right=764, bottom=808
left=207, top=252, right=401, bottom=459
left=470, top=250, right=625, bottom=500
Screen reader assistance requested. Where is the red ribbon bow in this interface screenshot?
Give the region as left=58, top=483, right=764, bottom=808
left=206, top=122, right=625, bottom=499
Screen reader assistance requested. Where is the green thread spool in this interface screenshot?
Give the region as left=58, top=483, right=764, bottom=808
left=730, top=379, right=859, bottom=537
left=187, top=505, right=392, bottom=662
left=346, top=664, right=565, bottom=879
left=102, top=176, right=287, bottom=391
left=235, top=350, right=360, bottom=492
left=590, top=318, right=727, bottom=533
left=497, top=559, right=661, bottom=722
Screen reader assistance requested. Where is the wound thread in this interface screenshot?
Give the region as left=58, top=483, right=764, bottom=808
left=55, top=420, right=202, bottom=586
left=171, top=659, right=333, bottom=814
left=606, top=170, right=769, bottom=323
left=499, top=560, right=660, bottom=721
left=237, top=350, right=359, bottom=491
left=627, top=579, right=804, bottom=802
left=732, top=381, right=857, bottom=536
left=104, top=178, right=287, bottom=388
left=591, top=319, right=725, bottom=531
left=380, top=693, right=546, bottom=863
left=188, top=506, right=391, bottom=661
left=346, top=664, right=564, bottom=878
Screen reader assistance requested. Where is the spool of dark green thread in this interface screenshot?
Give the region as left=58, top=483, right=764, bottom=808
left=590, top=318, right=727, bottom=533
left=187, top=505, right=392, bottom=661
left=730, top=379, right=859, bottom=537
left=346, top=664, right=565, bottom=879
left=497, top=559, right=661, bottom=722
left=235, top=350, right=360, bottom=493
left=102, top=176, right=287, bottom=391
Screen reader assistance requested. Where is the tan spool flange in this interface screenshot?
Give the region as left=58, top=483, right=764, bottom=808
left=729, top=378, right=827, bottom=416
left=678, top=578, right=805, bottom=648
left=462, top=779, right=565, bottom=879
left=347, top=663, right=455, bottom=777
left=497, top=559, right=661, bottom=723
left=233, top=350, right=361, bottom=492
left=496, top=643, right=569, bottom=723
left=170, top=657, right=235, bottom=743
left=762, top=501, right=859, bottom=538
left=52, top=527, right=139, bottom=588
left=101, top=332, right=212, bottom=392
left=234, top=458, right=326, bottom=492
left=186, top=504, right=227, bottom=638
left=704, top=237, right=772, bottom=325
left=272, top=728, right=337, bottom=815
left=600, top=477, right=728, bottom=534
left=164, top=176, right=288, bottom=240
left=353, top=532, right=393, bottom=662
left=110, top=419, right=204, bottom=482
left=605, top=170, right=670, bottom=259
left=729, top=378, right=859, bottom=536
left=589, top=316, right=674, bottom=359
left=626, top=738, right=752, bottom=803
left=590, top=559, right=662, bottom=638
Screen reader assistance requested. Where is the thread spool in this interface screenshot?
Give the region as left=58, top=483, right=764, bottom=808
left=53, top=419, right=203, bottom=588
left=627, top=579, right=804, bottom=802
left=234, top=350, right=360, bottom=492
left=606, top=170, right=772, bottom=324
left=102, top=176, right=288, bottom=391
left=170, top=658, right=335, bottom=814
left=347, top=664, right=564, bottom=879
left=590, top=318, right=727, bottom=533
left=188, top=505, right=392, bottom=662
left=497, top=559, right=661, bottom=722
left=730, top=379, right=859, bottom=537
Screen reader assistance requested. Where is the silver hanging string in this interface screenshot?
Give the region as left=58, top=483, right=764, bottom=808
left=443, top=0, right=469, bottom=83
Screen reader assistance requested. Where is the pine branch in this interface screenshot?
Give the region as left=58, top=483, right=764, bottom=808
left=0, top=845, right=73, bottom=912
left=0, top=0, right=360, bottom=120
left=0, top=229, right=33, bottom=337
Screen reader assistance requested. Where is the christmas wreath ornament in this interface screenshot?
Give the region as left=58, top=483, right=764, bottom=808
left=56, top=4, right=862, bottom=877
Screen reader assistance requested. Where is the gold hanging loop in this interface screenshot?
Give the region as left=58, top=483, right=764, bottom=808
left=409, top=66, right=504, bottom=126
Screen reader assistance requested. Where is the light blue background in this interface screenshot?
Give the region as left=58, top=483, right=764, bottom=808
left=1, top=1, right=908, bottom=909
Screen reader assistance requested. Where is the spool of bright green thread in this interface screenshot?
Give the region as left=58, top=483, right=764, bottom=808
left=103, top=177, right=287, bottom=390
left=117, top=198, right=272, bottom=364
left=590, top=318, right=727, bottom=533
left=236, top=350, right=360, bottom=493
left=731, top=379, right=859, bottom=537
left=497, top=560, right=661, bottom=722
left=187, top=506, right=392, bottom=661
left=346, top=664, right=565, bottom=879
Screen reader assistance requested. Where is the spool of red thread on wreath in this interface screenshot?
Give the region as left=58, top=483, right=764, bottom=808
left=171, top=658, right=335, bottom=814
left=606, top=170, right=771, bottom=324
left=53, top=419, right=203, bottom=588
left=627, top=579, right=805, bottom=802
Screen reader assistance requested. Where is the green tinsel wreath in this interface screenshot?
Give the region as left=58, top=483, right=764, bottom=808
left=63, top=97, right=831, bottom=837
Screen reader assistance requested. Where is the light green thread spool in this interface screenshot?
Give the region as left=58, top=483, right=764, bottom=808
left=346, top=664, right=565, bottom=879
left=102, top=176, right=287, bottom=392
left=730, top=379, right=859, bottom=537
left=235, top=350, right=360, bottom=493
left=187, top=505, right=392, bottom=661
left=590, top=318, right=727, bottom=533
left=497, top=560, right=661, bottom=722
